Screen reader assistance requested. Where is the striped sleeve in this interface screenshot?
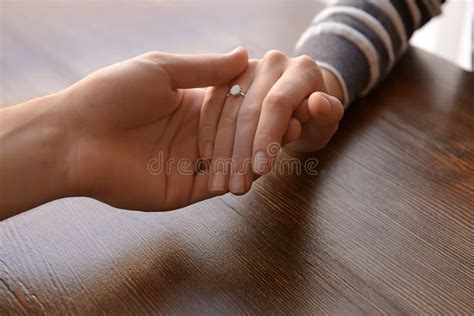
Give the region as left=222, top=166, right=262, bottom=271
left=295, top=0, right=446, bottom=107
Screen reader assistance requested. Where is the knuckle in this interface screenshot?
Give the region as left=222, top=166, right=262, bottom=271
left=294, top=54, right=320, bottom=71
left=299, top=67, right=324, bottom=90
left=263, top=50, right=287, bottom=64
left=149, top=50, right=164, bottom=58
left=140, top=50, right=164, bottom=61
left=265, top=93, right=291, bottom=109
left=295, top=54, right=316, bottom=68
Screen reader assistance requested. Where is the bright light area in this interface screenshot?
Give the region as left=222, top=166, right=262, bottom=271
left=410, top=0, right=472, bottom=71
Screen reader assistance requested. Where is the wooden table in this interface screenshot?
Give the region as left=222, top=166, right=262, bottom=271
left=1, top=2, right=472, bottom=314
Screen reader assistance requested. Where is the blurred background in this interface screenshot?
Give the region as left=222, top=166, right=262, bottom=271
left=1, top=0, right=472, bottom=106
left=410, top=0, right=472, bottom=72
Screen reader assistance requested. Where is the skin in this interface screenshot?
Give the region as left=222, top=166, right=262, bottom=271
left=0, top=48, right=343, bottom=220
left=198, top=50, right=344, bottom=195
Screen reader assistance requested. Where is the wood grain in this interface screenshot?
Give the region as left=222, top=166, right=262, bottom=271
left=1, top=1, right=473, bottom=314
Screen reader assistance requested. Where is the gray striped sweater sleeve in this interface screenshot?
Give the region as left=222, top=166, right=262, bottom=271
left=295, top=0, right=445, bottom=107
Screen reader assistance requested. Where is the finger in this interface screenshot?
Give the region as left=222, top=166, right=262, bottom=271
left=282, top=118, right=302, bottom=145
left=148, top=47, right=249, bottom=89
left=252, top=55, right=326, bottom=175
left=293, top=98, right=311, bottom=124
left=284, top=92, right=344, bottom=153
left=208, top=63, right=257, bottom=194
left=292, top=92, right=343, bottom=126
left=229, top=51, right=288, bottom=195
left=282, top=97, right=309, bottom=144
left=308, top=92, right=344, bottom=126
left=198, top=86, right=227, bottom=159
left=190, top=173, right=221, bottom=204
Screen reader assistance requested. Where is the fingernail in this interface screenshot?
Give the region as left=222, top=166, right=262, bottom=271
left=210, top=172, right=226, bottom=192
left=229, top=173, right=246, bottom=195
left=318, top=95, right=331, bottom=115
left=253, top=151, right=268, bottom=174
left=203, top=142, right=213, bottom=158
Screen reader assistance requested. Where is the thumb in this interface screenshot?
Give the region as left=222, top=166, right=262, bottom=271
left=154, top=47, right=248, bottom=89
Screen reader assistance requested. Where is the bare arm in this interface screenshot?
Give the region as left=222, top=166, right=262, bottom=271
left=0, top=93, right=74, bottom=219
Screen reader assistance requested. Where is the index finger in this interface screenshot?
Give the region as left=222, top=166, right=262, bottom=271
left=252, top=56, right=326, bottom=174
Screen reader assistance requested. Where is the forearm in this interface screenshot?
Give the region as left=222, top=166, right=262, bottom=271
left=0, top=93, right=73, bottom=219
left=296, top=0, right=445, bottom=107
left=321, top=68, right=344, bottom=104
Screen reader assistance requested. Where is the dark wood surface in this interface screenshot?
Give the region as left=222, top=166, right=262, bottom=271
left=1, top=1, right=473, bottom=314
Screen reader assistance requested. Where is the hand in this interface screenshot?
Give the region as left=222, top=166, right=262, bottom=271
left=0, top=48, right=248, bottom=217
left=66, top=48, right=250, bottom=211
left=198, top=50, right=344, bottom=195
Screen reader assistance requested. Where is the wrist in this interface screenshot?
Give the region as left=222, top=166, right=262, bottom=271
left=321, top=67, right=345, bottom=105
left=0, top=92, right=75, bottom=218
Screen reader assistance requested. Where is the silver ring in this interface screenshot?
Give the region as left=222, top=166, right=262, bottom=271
left=227, top=84, right=246, bottom=97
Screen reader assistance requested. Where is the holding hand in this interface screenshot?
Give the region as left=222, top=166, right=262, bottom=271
left=0, top=48, right=249, bottom=217
left=0, top=47, right=343, bottom=219
left=198, top=50, right=344, bottom=195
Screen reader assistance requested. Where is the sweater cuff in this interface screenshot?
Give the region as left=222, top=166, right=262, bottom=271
left=295, top=29, right=373, bottom=105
